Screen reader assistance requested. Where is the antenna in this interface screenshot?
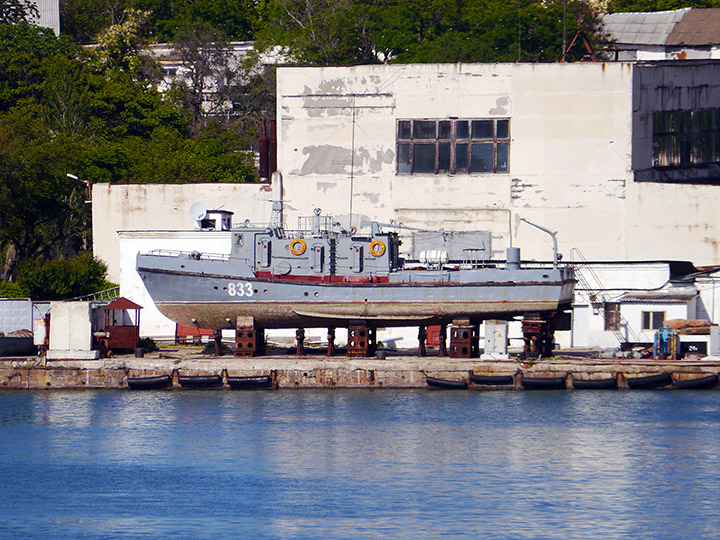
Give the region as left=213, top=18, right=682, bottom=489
left=189, top=202, right=207, bottom=222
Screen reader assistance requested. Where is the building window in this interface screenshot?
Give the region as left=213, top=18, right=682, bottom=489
left=604, top=302, right=620, bottom=331
left=652, top=109, right=720, bottom=168
left=397, top=118, right=510, bottom=174
left=641, top=311, right=665, bottom=331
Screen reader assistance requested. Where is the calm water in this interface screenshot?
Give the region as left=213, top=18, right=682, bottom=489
left=1, top=389, right=719, bottom=539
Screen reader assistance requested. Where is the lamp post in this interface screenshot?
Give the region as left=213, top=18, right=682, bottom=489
left=67, top=173, right=92, bottom=250
left=67, top=173, right=92, bottom=202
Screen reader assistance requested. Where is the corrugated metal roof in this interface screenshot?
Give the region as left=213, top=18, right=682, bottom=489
left=666, top=8, right=720, bottom=46
left=620, top=287, right=698, bottom=303
left=602, top=8, right=690, bottom=46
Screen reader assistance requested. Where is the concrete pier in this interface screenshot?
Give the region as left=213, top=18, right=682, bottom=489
left=2, top=350, right=720, bottom=390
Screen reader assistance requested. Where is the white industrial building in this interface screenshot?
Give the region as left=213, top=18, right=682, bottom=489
left=95, top=60, right=720, bottom=353
left=31, top=0, right=60, bottom=35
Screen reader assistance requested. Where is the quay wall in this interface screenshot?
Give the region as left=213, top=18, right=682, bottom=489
left=2, top=356, right=720, bottom=390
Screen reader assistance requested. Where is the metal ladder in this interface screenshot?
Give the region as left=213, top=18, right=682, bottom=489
left=570, top=248, right=639, bottom=347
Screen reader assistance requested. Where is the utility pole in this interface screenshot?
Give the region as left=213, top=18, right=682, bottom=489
left=562, top=0, right=567, bottom=61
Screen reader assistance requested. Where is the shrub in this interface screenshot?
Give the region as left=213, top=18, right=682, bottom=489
left=14, top=253, right=115, bottom=300
left=137, top=337, right=159, bottom=352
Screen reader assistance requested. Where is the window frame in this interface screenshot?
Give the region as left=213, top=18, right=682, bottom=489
left=397, top=118, right=510, bottom=175
left=641, top=310, right=666, bottom=331
left=652, top=108, right=720, bottom=169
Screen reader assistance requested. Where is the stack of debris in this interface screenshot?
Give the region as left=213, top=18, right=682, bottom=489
left=664, top=319, right=716, bottom=335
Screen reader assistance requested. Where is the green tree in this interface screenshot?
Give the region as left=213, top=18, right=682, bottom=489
left=59, top=0, right=130, bottom=43
left=228, top=55, right=277, bottom=140
left=256, top=0, right=608, bottom=65
left=256, top=0, right=382, bottom=64
left=0, top=21, right=260, bottom=282
left=133, top=0, right=257, bottom=41
left=122, top=124, right=256, bottom=183
left=0, top=112, right=92, bottom=275
left=90, top=8, right=159, bottom=78
left=171, top=22, right=233, bottom=134
left=13, top=253, right=114, bottom=300
left=60, top=0, right=258, bottom=43
left=0, top=22, right=72, bottom=111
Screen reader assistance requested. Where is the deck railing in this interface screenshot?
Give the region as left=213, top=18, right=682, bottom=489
left=67, top=287, right=120, bottom=302
left=146, top=249, right=230, bottom=261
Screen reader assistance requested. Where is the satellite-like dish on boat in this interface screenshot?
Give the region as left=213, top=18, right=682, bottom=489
left=189, top=202, right=207, bottom=221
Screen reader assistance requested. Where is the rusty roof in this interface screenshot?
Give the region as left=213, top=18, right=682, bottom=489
left=666, top=8, right=720, bottom=46
left=103, top=297, right=143, bottom=311
left=619, top=288, right=698, bottom=303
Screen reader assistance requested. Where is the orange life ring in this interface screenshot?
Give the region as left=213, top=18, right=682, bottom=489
left=290, top=238, right=306, bottom=256
left=369, top=240, right=386, bottom=257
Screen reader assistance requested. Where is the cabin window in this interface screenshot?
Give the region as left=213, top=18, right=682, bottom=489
left=397, top=118, right=510, bottom=175
left=311, top=244, right=324, bottom=274
left=256, top=238, right=272, bottom=268
left=641, top=311, right=665, bottom=331
left=652, top=109, right=720, bottom=169
left=351, top=245, right=363, bottom=273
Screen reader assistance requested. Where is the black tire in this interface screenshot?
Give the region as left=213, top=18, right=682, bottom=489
left=674, top=374, right=719, bottom=390
left=626, top=372, right=672, bottom=389
left=572, top=377, right=618, bottom=390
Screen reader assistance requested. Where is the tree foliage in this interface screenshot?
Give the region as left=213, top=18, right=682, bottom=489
left=59, top=0, right=130, bottom=43
left=255, top=0, right=608, bottom=65
left=129, top=0, right=257, bottom=42
left=0, top=21, right=256, bottom=282
left=60, top=0, right=257, bottom=43
left=171, top=22, right=233, bottom=134
left=92, top=8, right=153, bottom=74
left=14, top=253, right=114, bottom=300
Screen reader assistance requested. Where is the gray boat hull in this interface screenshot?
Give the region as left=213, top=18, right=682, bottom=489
left=137, top=253, right=575, bottom=329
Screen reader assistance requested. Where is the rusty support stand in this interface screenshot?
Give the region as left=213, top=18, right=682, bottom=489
left=326, top=327, right=336, bottom=357
left=521, top=314, right=555, bottom=358
left=439, top=324, right=448, bottom=357
left=296, top=328, right=305, bottom=356
left=418, top=326, right=427, bottom=357
left=449, top=321, right=478, bottom=358
left=214, top=330, right=224, bottom=356
left=347, top=325, right=377, bottom=357
left=235, top=317, right=264, bottom=357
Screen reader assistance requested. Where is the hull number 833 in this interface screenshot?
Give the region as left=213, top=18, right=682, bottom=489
left=227, top=282, right=254, bottom=297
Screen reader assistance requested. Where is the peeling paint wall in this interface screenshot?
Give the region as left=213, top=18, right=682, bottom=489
left=628, top=63, right=720, bottom=263
left=277, top=62, right=720, bottom=265
left=93, top=183, right=274, bottom=284
left=277, top=63, right=635, bottom=263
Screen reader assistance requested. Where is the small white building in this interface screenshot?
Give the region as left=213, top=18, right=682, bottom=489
left=602, top=8, right=720, bottom=61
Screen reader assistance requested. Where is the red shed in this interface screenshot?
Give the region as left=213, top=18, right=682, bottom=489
left=100, top=297, right=142, bottom=352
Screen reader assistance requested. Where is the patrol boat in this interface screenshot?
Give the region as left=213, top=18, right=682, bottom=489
left=136, top=205, right=575, bottom=331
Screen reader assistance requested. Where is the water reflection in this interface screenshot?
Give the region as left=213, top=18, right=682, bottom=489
left=32, top=390, right=96, bottom=427
left=1, top=389, right=719, bottom=539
